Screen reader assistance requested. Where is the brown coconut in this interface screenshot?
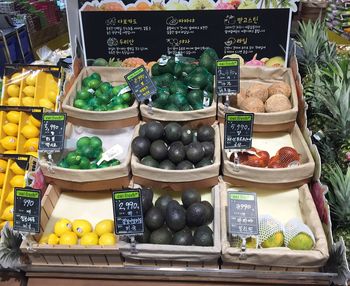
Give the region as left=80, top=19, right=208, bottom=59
left=265, top=93, right=292, bottom=113
left=268, top=82, right=291, bottom=98
left=229, top=88, right=247, bottom=107
left=246, top=84, right=269, bottom=102
left=239, top=97, right=265, bottom=113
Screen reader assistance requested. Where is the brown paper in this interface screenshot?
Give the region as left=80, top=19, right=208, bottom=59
left=218, top=66, right=298, bottom=132
left=220, top=182, right=329, bottom=268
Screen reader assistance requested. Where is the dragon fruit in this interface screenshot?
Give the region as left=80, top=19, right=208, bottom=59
left=245, top=54, right=264, bottom=66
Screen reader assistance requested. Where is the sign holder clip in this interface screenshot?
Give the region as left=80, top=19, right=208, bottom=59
left=129, top=235, right=138, bottom=254
left=239, top=236, right=247, bottom=260
left=231, top=150, right=240, bottom=172
left=46, top=151, right=55, bottom=174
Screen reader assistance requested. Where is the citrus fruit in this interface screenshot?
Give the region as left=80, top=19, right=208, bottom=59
left=11, top=72, right=22, bottom=84
left=95, top=219, right=114, bottom=236
left=0, top=159, right=8, bottom=172
left=48, top=80, right=58, bottom=92
left=22, top=97, right=34, bottom=106
left=29, top=115, right=41, bottom=127
left=10, top=175, right=24, bottom=188
left=1, top=205, right=14, bottom=220
left=26, top=152, right=38, bottom=158
left=73, top=99, right=88, bottom=109
left=90, top=136, right=103, bottom=150
left=48, top=233, right=60, bottom=245
left=10, top=162, right=25, bottom=175
left=7, top=85, right=19, bottom=97
left=72, top=219, right=92, bottom=238
left=5, top=190, right=14, bottom=204
left=99, top=233, right=117, bottom=246
left=39, top=98, right=54, bottom=110
left=80, top=232, right=99, bottom=246
left=25, top=74, right=37, bottom=86
left=23, top=86, right=35, bottom=97
left=1, top=136, right=17, bottom=150
left=76, top=137, right=91, bottom=149
left=0, top=173, right=5, bottom=187
left=65, top=151, right=81, bottom=166
left=47, top=90, right=57, bottom=103
left=90, top=72, right=101, bottom=81
left=121, top=92, right=132, bottom=104
left=59, top=231, right=78, bottom=245
left=39, top=233, right=50, bottom=244
left=54, top=218, right=72, bottom=236
left=4, top=150, right=17, bottom=154
left=76, top=90, right=91, bottom=101
left=79, top=157, right=90, bottom=169
left=7, top=97, right=20, bottom=106
left=24, top=138, right=39, bottom=152
left=3, top=123, right=18, bottom=136
left=6, top=111, right=20, bottom=124
left=21, top=124, right=39, bottom=139
left=87, top=79, right=101, bottom=90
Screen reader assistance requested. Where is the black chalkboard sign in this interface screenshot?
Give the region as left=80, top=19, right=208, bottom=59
left=125, top=66, right=157, bottom=103
left=39, top=113, right=67, bottom=152
left=224, top=112, right=254, bottom=150
left=227, top=191, right=259, bottom=237
left=112, top=189, right=144, bottom=235
left=81, top=9, right=290, bottom=62
left=14, top=188, right=41, bottom=233
left=216, top=59, right=240, bottom=96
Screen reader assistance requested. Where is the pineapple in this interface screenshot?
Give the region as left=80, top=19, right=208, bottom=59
left=325, top=165, right=350, bottom=264
left=339, top=138, right=350, bottom=171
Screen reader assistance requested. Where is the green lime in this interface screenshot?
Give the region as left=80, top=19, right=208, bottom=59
left=108, top=159, right=121, bottom=166
left=76, top=90, right=91, bottom=101
left=120, top=92, right=132, bottom=104
left=99, top=82, right=112, bottom=94
left=90, top=163, right=98, bottom=169
left=66, top=151, right=81, bottom=166
left=112, top=105, right=124, bottom=111
left=87, top=79, right=101, bottom=90
left=90, top=136, right=103, bottom=150
left=82, top=76, right=92, bottom=87
left=81, top=105, right=94, bottom=111
left=90, top=72, right=101, bottom=81
left=94, top=105, right=108, bottom=111
left=96, top=93, right=111, bottom=104
left=69, top=165, right=80, bottom=169
left=73, top=99, right=88, bottom=109
left=79, top=157, right=91, bottom=169
left=111, top=96, right=123, bottom=106
left=111, top=85, right=124, bottom=96
left=77, top=137, right=91, bottom=149
left=94, top=89, right=103, bottom=99
left=57, top=160, right=68, bottom=168
left=78, top=145, right=95, bottom=160
left=88, top=97, right=103, bottom=108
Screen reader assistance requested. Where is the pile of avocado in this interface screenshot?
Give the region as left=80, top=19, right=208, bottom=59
left=73, top=72, right=134, bottom=111
left=150, top=48, right=218, bottom=111
left=57, top=136, right=120, bottom=169
left=132, top=121, right=215, bottom=170
left=137, top=188, right=214, bottom=246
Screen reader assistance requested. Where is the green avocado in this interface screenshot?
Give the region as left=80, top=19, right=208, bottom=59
left=145, top=206, right=164, bottom=230
left=155, top=195, right=172, bottom=216
left=187, top=90, right=203, bottom=106
left=160, top=73, right=175, bottom=86
left=150, top=226, right=173, bottom=245
left=172, top=228, right=193, bottom=245
left=188, top=72, right=209, bottom=89
left=171, top=92, right=188, bottom=107
left=186, top=202, right=207, bottom=226
left=164, top=122, right=182, bottom=142
left=166, top=201, right=186, bottom=232
left=169, top=80, right=188, bottom=94
left=165, top=103, right=180, bottom=111
left=193, top=225, right=213, bottom=246
left=141, top=155, right=159, bottom=168
left=151, top=63, right=161, bottom=76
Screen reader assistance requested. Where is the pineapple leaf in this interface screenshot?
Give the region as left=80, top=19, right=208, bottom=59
left=0, top=223, right=23, bottom=271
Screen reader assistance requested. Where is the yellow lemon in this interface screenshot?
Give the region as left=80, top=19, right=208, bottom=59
left=0, top=159, right=8, bottom=172
left=25, top=74, right=37, bottom=86
left=22, top=86, right=35, bottom=97
left=29, top=115, right=41, bottom=128
left=7, top=97, right=20, bottom=106
left=0, top=173, right=5, bottom=187
left=6, top=111, right=20, bottom=124
left=5, top=190, right=14, bottom=204
left=99, top=233, right=117, bottom=246
left=39, top=233, right=50, bottom=244
left=11, top=72, right=23, bottom=84
left=47, top=90, right=58, bottom=104
left=3, top=123, right=18, bottom=136
left=1, top=205, right=14, bottom=221
left=72, top=219, right=92, bottom=238
left=4, top=150, right=17, bottom=154
left=21, top=124, right=39, bottom=139
left=95, top=219, right=114, bottom=237
left=1, top=136, right=17, bottom=150
left=48, top=80, right=58, bottom=90
left=59, top=231, right=78, bottom=245
left=26, top=152, right=38, bottom=158
left=48, top=233, right=60, bottom=245
left=7, top=84, right=19, bottom=97
left=22, top=97, right=34, bottom=107
left=10, top=175, right=24, bottom=188
left=10, top=162, right=25, bottom=175
left=80, top=232, right=99, bottom=246
left=24, top=138, right=39, bottom=152
left=39, top=98, right=54, bottom=110
left=54, top=218, right=72, bottom=236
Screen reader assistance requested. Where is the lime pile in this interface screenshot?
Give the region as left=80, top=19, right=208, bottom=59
left=149, top=48, right=217, bottom=111
left=73, top=72, right=134, bottom=111
left=39, top=218, right=117, bottom=246
left=58, top=136, right=120, bottom=169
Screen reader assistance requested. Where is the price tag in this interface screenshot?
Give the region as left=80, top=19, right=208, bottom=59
left=224, top=112, right=254, bottom=150
left=125, top=66, right=157, bottom=103
left=227, top=190, right=258, bottom=237
left=14, top=188, right=41, bottom=233
left=39, top=113, right=67, bottom=152
left=216, top=59, right=240, bottom=96
left=112, top=189, right=144, bottom=236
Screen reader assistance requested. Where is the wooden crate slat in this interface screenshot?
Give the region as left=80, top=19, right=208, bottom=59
left=43, top=254, right=63, bottom=265
left=105, top=254, right=123, bottom=266
left=59, top=255, right=78, bottom=265
left=90, top=255, right=108, bottom=266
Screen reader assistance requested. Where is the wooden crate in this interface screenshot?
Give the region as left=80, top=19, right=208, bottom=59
left=20, top=185, right=123, bottom=268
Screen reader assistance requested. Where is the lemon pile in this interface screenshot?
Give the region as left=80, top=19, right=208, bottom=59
left=40, top=218, right=117, bottom=246
left=21, top=74, right=37, bottom=107
left=1, top=111, right=20, bottom=154
left=38, top=73, right=59, bottom=111
left=0, top=160, right=26, bottom=230
left=21, top=115, right=41, bottom=157
left=6, top=73, right=22, bottom=106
